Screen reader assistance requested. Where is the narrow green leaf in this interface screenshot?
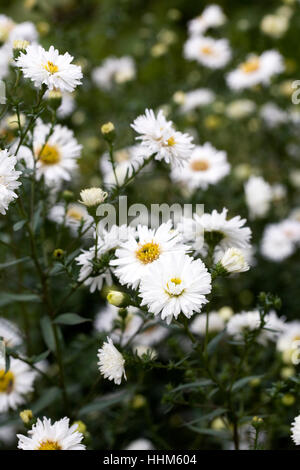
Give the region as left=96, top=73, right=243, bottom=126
left=0, top=293, right=41, bottom=307
left=0, top=257, right=30, bottom=270
left=232, top=375, right=263, bottom=392
left=13, top=220, right=27, bottom=232
left=40, top=316, right=56, bottom=352
left=54, top=313, right=91, bottom=325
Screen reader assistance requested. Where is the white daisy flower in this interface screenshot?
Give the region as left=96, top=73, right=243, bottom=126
left=226, top=50, right=284, bottom=91
left=227, top=310, right=285, bottom=344
left=139, top=253, right=212, bottom=324
left=9, top=21, right=38, bottom=45
left=131, top=109, right=194, bottom=168
left=75, top=246, right=113, bottom=293
left=178, top=88, right=215, bottom=114
left=48, top=203, right=94, bottom=237
left=0, top=318, right=22, bottom=348
left=0, top=358, right=36, bottom=413
left=291, top=415, right=300, bottom=445
left=0, top=149, right=21, bottom=215
left=16, top=120, right=81, bottom=186
left=96, top=224, right=137, bottom=255
left=170, top=143, right=230, bottom=190
left=184, top=36, right=231, bottom=69
left=110, top=221, right=188, bottom=289
left=198, top=207, right=252, bottom=253
left=97, top=337, right=126, bottom=385
left=190, top=311, right=225, bottom=335
left=0, top=44, right=12, bottom=80
left=92, top=56, right=136, bottom=90
left=219, top=247, right=250, bottom=273
left=261, top=223, right=295, bottom=262
left=16, top=44, right=82, bottom=92
left=17, top=417, right=85, bottom=450
left=188, top=5, right=226, bottom=36
left=244, top=176, right=273, bottom=219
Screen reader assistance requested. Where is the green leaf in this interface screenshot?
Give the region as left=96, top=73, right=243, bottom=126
left=170, top=379, right=213, bottom=394
left=28, top=350, right=50, bottom=364
left=54, top=313, right=91, bottom=325
left=0, top=292, right=41, bottom=307
left=185, top=408, right=227, bottom=426
left=40, top=316, right=56, bottom=352
left=13, top=220, right=27, bottom=231
left=79, top=389, right=133, bottom=416
left=0, top=257, right=30, bottom=270
left=207, top=330, right=226, bottom=356
left=32, top=386, right=61, bottom=414
left=231, top=375, right=263, bottom=392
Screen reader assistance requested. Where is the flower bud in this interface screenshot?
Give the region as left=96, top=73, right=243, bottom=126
left=20, top=409, right=33, bottom=424
left=220, top=248, right=249, bottom=274
left=252, top=416, right=263, bottom=428
left=282, top=393, right=295, bottom=406
left=73, top=420, right=87, bottom=435
left=101, top=122, right=115, bottom=142
left=47, top=89, right=62, bottom=110
left=79, top=187, right=108, bottom=207
left=107, top=290, right=131, bottom=308
left=13, top=40, right=29, bottom=58
left=53, top=248, right=65, bottom=260
left=62, top=190, right=75, bottom=203
left=218, top=306, right=234, bottom=321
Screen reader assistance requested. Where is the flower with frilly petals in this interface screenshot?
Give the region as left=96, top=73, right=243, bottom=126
left=97, top=337, right=126, bottom=385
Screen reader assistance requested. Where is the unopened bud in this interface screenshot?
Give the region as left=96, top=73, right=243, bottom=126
left=107, top=290, right=130, bottom=308
left=53, top=248, right=65, bottom=260
left=20, top=409, right=33, bottom=424
left=79, top=187, right=108, bottom=207
left=13, top=40, right=29, bottom=58
left=47, top=89, right=62, bottom=110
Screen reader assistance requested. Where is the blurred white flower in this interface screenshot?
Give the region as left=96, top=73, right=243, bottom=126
left=92, top=56, right=136, bottom=90
left=178, top=88, right=215, bottom=113
left=226, top=99, right=256, bottom=119
left=261, top=14, right=289, bottom=39
left=48, top=203, right=94, bottom=237
left=0, top=358, right=36, bottom=413
left=188, top=5, right=226, bottom=36
left=184, top=36, right=231, bottom=69
left=244, top=176, right=272, bottom=219
left=0, top=318, right=22, bottom=348
left=191, top=311, right=225, bottom=335
left=171, top=142, right=230, bottom=190
left=227, top=50, right=284, bottom=90
left=260, top=102, right=287, bottom=128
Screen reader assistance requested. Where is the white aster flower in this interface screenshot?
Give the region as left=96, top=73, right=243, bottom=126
left=110, top=221, right=188, bottom=289
left=131, top=109, right=194, bottom=168
left=170, top=143, right=230, bottom=190
left=48, top=203, right=94, bottom=237
left=132, top=322, right=169, bottom=347
left=16, top=44, right=82, bottom=92
left=17, top=417, right=85, bottom=450
left=184, top=36, right=231, bottom=69
left=219, top=247, right=250, bottom=273
left=0, top=15, right=15, bottom=43
left=199, top=207, right=252, bottom=253
left=0, top=318, right=22, bottom=347
left=97, top=337, right=126, bottom=385
left=0, top=149, right=21, bottom=215
left=9, top=21, right=38, bottom=45
left=190, top=311, right=225, bottom=335
left=0, top=358, right=36, bottom=413
left=244, top=176, right=273, bottom=219
left=178, top=88, right=215, bottom=113
left=261, top=14, right=289, bottom=39
left=0, top=44, right=12, bottom=80
left=92, top=56, right=136, bottom=90
left=291, top=415, right=300, bottom=445
left=139, top=253, right=212, bottom=324
left=227, top=50, right=284, bottom=91
left=16, top=120, right=81, bottom=186
left=188, top=5, right=226, bottom=36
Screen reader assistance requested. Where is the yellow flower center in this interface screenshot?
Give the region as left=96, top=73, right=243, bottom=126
left=201, top=46, right=213, bottom=55
left=136, top=242, right=160, bottom=264
left=167, top=136, right=176, bottom=147
left=240, top=57, right=260, bottom=74
left=170, top=277, right=182, bottom=285
left=38, top=144, right=61, bottom=165
left=190, top=159, right=210, bottom=172
left=0, top=370, right=14, bottom=394
left=66, top=207, right=84, bottom=221
left=37, top=440, right=61, bottom=450
left=293, top=335, right=300, bottom=342
left=44, top=61, right=58, bottom=74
